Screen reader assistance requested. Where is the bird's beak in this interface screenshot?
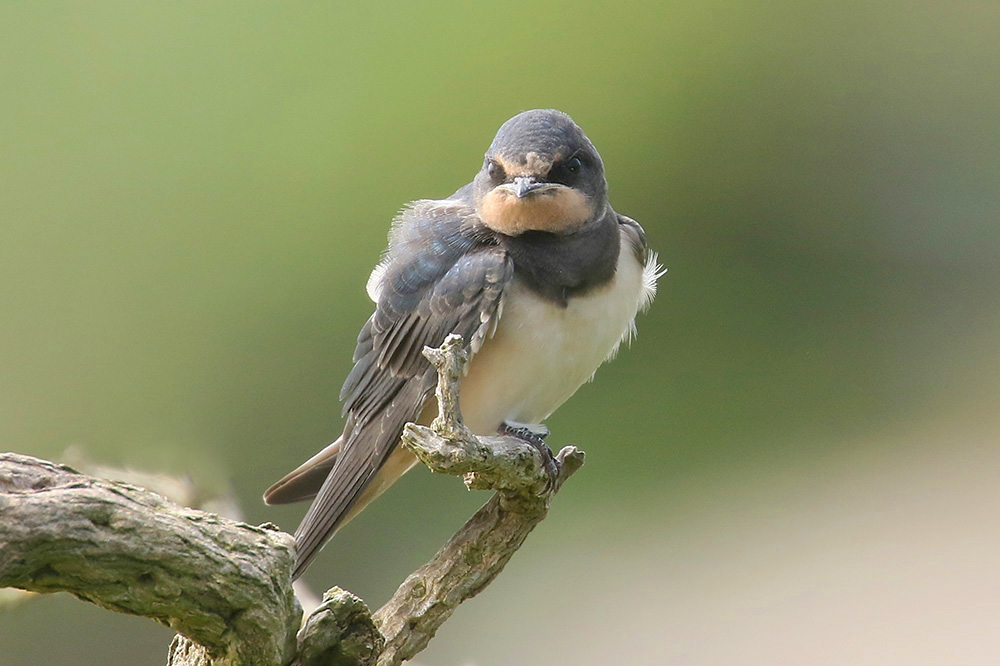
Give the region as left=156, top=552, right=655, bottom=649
left=511, top=176, right=556, bottom=198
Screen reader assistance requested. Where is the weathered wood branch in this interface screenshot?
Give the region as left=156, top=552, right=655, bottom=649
left=0, top=334, right=583, bottom=666
left=0, top=452, right=302, bottom=666
left=374, top=334, right=585, bottom=666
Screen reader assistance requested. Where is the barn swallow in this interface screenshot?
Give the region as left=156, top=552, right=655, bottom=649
left=265, top=109, right=662, bottom=579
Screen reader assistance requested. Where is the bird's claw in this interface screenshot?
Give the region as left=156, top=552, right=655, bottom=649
left=499, top=422, right=559, bottom=491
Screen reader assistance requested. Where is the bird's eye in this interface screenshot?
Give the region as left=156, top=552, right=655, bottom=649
left=566, top=156, right=583, bottom=174
left=486, top=159, right=503, bottom=182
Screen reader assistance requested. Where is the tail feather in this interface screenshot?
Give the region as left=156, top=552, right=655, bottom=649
left=263, top=438, right=342, bottom=505
left=291, top=376, right=433, bottom=579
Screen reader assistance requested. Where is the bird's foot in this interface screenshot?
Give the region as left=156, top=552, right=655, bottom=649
left=499, top=421, right=558, bottom=490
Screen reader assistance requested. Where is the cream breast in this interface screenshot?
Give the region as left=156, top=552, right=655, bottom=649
left=459, top=229, right=659, bottom=435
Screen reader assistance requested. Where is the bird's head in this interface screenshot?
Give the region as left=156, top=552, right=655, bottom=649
left=473, top=109, right=607, bottom=237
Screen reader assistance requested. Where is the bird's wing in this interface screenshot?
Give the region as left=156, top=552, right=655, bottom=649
left=616, top=213, right=648, bottom=263
left=292, top=201, right=512, bottom=577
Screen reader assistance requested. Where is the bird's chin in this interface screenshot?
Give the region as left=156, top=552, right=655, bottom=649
left=478, top=186, right=593, bottom=236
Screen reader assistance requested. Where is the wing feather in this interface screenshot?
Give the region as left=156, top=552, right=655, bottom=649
left=291, top=201, right=512, bottom=577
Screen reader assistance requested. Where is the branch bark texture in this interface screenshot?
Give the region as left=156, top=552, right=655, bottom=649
left=0, top=334, right=584, bottom=665
left=0, top=453, right=301, bottom=666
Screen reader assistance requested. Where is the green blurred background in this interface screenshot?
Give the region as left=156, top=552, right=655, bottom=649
left=3, top=1, right=999, bottom=664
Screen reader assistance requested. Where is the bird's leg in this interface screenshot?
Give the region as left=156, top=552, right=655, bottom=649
left=498, top=421, right=559, bottom=490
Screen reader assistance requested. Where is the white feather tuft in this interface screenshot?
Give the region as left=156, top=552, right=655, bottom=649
left=365, top=259, right=391, bottom=303
left=607, top=251, right=666, bottom=359
left=639, top=251, right=666, bottom=313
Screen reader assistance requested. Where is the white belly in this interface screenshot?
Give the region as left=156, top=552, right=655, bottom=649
left=459, top=238, right=653, bottom=435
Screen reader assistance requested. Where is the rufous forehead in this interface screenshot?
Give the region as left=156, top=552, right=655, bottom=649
left=494, top=151, right=561, bottom=177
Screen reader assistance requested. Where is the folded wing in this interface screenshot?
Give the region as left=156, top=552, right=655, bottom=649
left=290, top=200, right=513, bottom=578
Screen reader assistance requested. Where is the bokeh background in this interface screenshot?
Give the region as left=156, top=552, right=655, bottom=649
left=3, top=2, right=999, bottom=664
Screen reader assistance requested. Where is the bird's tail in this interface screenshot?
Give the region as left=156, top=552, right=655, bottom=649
left=263, top=437, right=343, bottom=505
left=290, top=444, right=420, bottom=578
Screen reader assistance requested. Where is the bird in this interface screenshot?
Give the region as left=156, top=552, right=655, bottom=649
left=264, top=109, right=662, bottom=579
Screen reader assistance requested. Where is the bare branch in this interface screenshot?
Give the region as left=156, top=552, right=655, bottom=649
left=293, top=587, right=382, bottom=666
left=0, top=334, right=584, bottom=666
left=0, top=453, right=301, bottom=666
left=373, top=334, right=585, bottom=666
